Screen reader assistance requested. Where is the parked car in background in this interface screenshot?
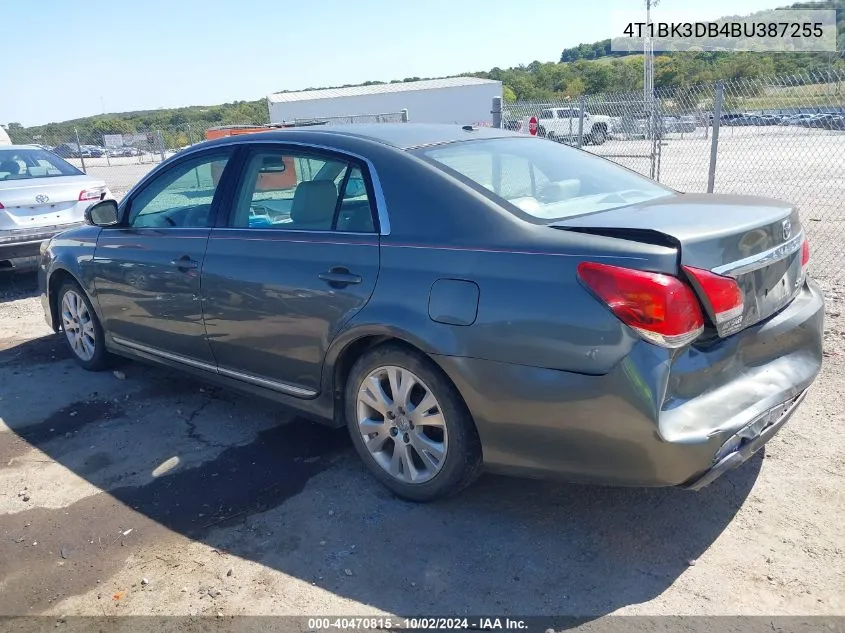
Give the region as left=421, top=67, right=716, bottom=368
left=802, top=113, right=845, bottom=129
left=52, top=143, right=90, bottom=159
left=661, top=115, right=697, bottom=133
left=0, top=145, right=111, bottom=266
left=780, top=113, right=816, bottom=126
left=38, top=125, right=823, bottom=501
left=612, top=113, right=648, bottom=139
left=83, top=145, right=105, bottom=158
left=107, top=146, right=142, bottom=157
left=536, top=107, right=611, bottom=145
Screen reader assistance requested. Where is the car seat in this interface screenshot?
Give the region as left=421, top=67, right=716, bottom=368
left=289, top=180, right=338, bottom=230
left=0, top=160, right=21, bottom=178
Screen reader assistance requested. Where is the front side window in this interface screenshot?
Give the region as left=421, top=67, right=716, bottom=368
left=418, top=137, right=672, bottom=221
left=128, top=152, right=230, bottom=228
left=231, top=150, right=376, bottom=232
left=0, top=148, right=82, bottom=180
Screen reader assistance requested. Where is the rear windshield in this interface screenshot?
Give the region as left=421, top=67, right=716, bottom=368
left=0, top=148, right=83, bottom=180
left=418, top=137, right=672, bottom=221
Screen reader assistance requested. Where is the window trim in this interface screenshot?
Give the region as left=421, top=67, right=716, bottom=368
left=222, top=143, right=380, bottom=235
left=120, top=147, right=236, bottom=230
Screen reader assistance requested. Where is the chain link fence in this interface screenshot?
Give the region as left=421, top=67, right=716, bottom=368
left=502, top=69, right=845, bottom=282
left=19, top=110, right=409, bottom=200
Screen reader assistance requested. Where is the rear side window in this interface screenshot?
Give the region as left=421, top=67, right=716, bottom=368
left=231, top=150, right=376, bottom=232
left=419, top=137, right=672, bottom=221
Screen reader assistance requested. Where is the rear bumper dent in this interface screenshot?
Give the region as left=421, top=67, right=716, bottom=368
left=681, top=389, right=807, bottom=490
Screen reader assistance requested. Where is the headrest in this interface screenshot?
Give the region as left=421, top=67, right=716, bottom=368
left=290, top=180, right=338, bottom=226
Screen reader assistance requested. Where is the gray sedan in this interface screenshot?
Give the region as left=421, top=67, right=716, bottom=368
left=37, top=125, right=823, bottom=501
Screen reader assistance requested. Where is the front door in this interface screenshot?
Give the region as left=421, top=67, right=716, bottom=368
left=92, top=149, right=234, bottom=365
left=200, top=145, right=380, bottom=396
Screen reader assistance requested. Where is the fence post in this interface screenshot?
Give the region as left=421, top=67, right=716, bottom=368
left=577, top=95, right=586, bottom=148
left=491, top=97, right=502, bottom=129
left=401, top=108, right=409, bottom=123
left=74, top=127, right=86, bottom=174
left=157, top=130, right=166, bottom=161
left=651, top=97, right=661, bottom=181
left=707, top=81, right=724, bottom=193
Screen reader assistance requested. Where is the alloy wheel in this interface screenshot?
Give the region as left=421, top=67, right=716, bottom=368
left=61, top=290, right=96, bottom=361
left=356, top=365, right=448, bottom=484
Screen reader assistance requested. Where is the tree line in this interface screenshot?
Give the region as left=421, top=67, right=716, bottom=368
left=5, top=0, right=843, bottom=146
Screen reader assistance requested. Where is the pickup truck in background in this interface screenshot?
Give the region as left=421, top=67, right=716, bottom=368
left=536, top=107, right=611, bottom=145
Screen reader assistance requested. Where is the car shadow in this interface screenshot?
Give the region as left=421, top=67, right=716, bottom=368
left=0, top=335, right=760, bottom=617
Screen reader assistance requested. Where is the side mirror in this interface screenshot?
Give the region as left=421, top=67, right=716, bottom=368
left=85, top=199, right=121, bottom=227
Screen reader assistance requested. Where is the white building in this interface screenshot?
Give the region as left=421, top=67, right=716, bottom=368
left=267, top=77, right=502, bottom=126
left=0, top=126, right=11, bottom=146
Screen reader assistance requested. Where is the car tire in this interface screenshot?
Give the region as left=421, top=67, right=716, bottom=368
left=537, top=125, right=547, bottom=138
left=57, top=280, right=113, bottom=371
left=589, top=126, right=607, bottom=145
left=345, top=343, right=482, bottom=502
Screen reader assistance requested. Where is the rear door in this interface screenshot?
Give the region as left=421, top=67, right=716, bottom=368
left=200, top=144, right=380, bottom=397
left=92, top=149, right=235, bottom=365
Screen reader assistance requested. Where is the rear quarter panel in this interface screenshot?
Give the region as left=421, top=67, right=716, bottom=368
left=334, top=145, right=680, bottom=376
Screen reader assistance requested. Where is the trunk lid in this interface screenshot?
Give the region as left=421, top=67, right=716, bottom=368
left=0, top=175, right=105, bottom=229
left=552, top=193, right=805, bottom=336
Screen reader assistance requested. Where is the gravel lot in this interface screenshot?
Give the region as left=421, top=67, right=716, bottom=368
left=1, top=270, right=843, bottom=618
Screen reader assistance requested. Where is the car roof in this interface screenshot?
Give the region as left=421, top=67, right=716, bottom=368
left=203, top=124, right=519, bottom=152
left=3, top=145, right=41, bottom=150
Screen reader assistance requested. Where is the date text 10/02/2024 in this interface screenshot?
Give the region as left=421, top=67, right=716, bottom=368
left=307, top=617, right=529, bottom=630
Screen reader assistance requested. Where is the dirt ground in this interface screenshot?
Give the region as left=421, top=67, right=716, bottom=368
left=0, top=270, right=843, bottom=619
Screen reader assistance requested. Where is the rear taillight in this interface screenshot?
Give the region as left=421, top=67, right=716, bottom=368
left=801, top=238, right=810, bottom=269
left=0, top=202, right=4, bottom=209
left=577, top=262, right=704, bottom=349
left=79, top=188, right=105, bottom=201
left=682, top=266, right=745, bottom=335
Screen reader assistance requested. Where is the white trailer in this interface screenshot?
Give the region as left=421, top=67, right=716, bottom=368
left=267, top=77, right=502, bottom=126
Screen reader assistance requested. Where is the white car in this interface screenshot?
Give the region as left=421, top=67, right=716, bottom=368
left=0, top=145, right=111, bottom=265
left=536, top=107, right=611, bottom=145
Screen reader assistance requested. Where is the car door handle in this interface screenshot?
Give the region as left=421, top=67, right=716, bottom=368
left=318, top=267, right=362, bottom=287
left=171, top=255, right=199, bottom=270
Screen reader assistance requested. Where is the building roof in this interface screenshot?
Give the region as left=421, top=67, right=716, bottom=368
left=268, top=77, right=501, bottom=104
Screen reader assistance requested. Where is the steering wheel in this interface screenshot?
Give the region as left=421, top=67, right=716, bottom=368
left=182, top=205, right=211, bottom=227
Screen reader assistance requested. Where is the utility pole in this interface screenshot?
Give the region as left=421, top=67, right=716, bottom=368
left=644, top=0, right=659, bottom=138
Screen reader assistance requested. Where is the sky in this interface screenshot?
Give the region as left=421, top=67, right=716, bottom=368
left=4, top=0, right=784, bottom=126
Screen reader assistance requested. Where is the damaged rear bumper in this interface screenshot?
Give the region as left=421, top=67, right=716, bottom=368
left=681, top=389, right=807, bottom=490
left=434, top=279, right=823, bottom=487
